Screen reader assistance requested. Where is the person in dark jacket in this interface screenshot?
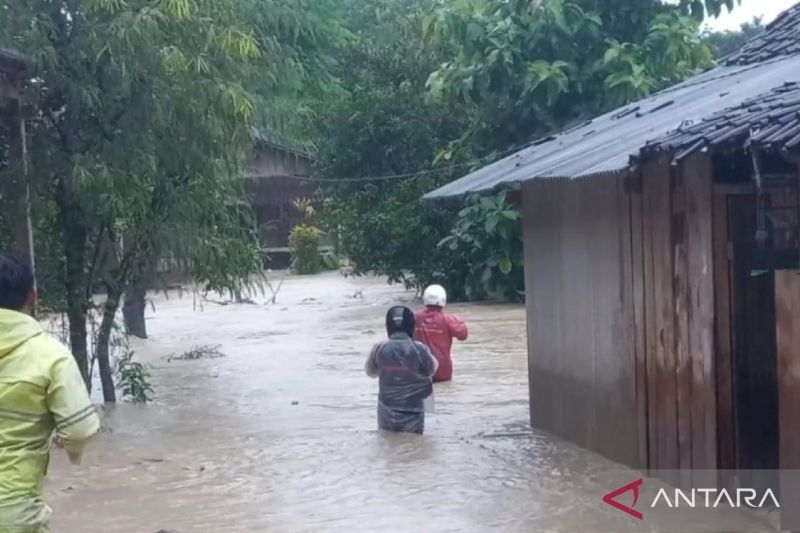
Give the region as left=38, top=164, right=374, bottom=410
left=366, top=306, right=439, bottom=434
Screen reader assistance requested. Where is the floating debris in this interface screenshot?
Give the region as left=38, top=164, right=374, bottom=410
left=167, top=344, right=226, bottom=362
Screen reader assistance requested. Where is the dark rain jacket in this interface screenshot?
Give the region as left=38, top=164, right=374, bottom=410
left=365, top=332, right=438, bottom=414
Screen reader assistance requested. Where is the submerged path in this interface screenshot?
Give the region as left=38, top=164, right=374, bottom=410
left=46, top=273, right=776, bottom=532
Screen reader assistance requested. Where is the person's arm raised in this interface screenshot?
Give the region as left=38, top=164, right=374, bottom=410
left=447, top=314, right=469, bottom=341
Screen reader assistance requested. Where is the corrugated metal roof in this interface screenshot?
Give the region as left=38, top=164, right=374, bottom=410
left=425, top=56, right=800, bottom=198
left=425, top=2, right=800, bottom=199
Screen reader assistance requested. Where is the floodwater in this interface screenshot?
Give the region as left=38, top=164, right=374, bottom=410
left=45, top=273, right=779, bottom=532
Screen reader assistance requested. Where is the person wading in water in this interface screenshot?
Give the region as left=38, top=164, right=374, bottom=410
left=414, top=285, right=468, bottom=383
left=0, top=254, right=100, bottom=532
left=365, top=306, right=438, bottom=435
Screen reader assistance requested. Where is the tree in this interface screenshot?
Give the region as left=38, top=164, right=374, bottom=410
left=1, top=0, right=328, bottom=400
left=311, top=0, right=744, bottom=302
left=438, top=193, right=524, bottom=302
left=424, top=0, right=729, bottom=154
left=305, top=0, right=475, bottom=294
left=702, top=17, right=765, bottom=58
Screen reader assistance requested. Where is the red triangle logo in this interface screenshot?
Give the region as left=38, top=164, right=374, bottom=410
left=603, top=478, right=644, bottom=520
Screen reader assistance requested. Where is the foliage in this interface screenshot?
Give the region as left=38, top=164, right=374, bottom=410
left=113, top=327, right=153, bottom=404
left=439, top=193, right=524, bottom=302
left=308, top=0, right=471, bottom=293
left=602, top=12, right=713, bottom=106
left=322, top=181, right=469, bottom=295
left=42, top=308, right=150, bottom=399
left=320, top=250, right=339, bottom=271
left=424, top=0, right=723, bottom=154
left=0, top=0, right=334, bottom=394
left=291, top=198, right=317, bottom=221
left=702, top=17, right=765, bottom=58
left=290, top=224, right=322, bottom=275
left=310, top=0, right=744, bottom=302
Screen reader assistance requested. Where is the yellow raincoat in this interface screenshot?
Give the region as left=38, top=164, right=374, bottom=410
left=0, top=309, right=99, bottom=532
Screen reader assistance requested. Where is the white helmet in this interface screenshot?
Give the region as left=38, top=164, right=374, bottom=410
left=423, top=285, right=447, bottom=308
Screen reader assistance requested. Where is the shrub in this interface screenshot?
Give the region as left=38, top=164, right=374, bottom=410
left=320, top=249, right=339, bottom=271
left=290, top=224, right=322, bottom=275
left=438, top=192, right=524, bottom=302
left=113, top=329, right=153, bottom=404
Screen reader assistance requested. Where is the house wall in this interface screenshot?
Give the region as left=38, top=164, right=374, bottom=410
left=640, top=154, right=718, bottom=478
left=522, top=154, right=720, bottom=472
left=0, top=73, right=34, bottom=270
left=776, top=270, right=800, bottom=528
left=243, top=143, right=327, bottom=268
left=522, top=174, right=641, bottom=467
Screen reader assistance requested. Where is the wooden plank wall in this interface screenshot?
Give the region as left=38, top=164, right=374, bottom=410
left=522, top=156, right=717, bottom=471
left=522, top=175, right=640, bottom=467
left=712, top=186, right=736, bottom=473
left=683, top=154, right=718, bottom=472
left=776, top=270, right=800, bottom=529
left=524, top=181, right=564, bottom=442
left=640, top=154, right=717, bottom=475
left=642, top=156, right=680, bottom=471
left=629, top=180, right=649, bottom=470
left=0, top=94, right=35, bottom=270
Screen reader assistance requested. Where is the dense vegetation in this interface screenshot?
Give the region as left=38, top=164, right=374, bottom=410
left=0, top=0, right=337, bottom=400
left=0, top=0, right=759, bottom=400
left=309, top=0, right=751, bottom=299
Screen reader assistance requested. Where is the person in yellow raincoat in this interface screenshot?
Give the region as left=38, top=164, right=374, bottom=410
left=0, top=255, right=100, bottom=532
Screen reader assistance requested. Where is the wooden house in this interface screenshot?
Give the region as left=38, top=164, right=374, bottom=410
left=244, top=132, right=329, bottom=269
left=0, top=47, right=34, bottom=270
left=427, top=3, right=800, bottom=488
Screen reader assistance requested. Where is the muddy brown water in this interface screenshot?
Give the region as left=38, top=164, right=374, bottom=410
left=45, top=274, right=778, bottom=532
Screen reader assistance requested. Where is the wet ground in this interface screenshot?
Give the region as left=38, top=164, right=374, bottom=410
left=45, top=273, right=779, bottom=532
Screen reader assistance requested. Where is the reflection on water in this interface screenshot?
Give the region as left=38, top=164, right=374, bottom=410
left=46, top=274, right=777, bottom=532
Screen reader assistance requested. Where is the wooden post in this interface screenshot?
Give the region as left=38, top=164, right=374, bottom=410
left=4, top=81, right=35, bottom=275
left=17, top=103, right=34, bottom=275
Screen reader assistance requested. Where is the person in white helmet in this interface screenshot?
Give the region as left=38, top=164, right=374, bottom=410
left=414, top=285, right=468, bottom=382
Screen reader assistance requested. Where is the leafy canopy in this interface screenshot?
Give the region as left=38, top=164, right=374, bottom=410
left=424, top=0, right=733, bottom=154
left=309, top=0, right=745, bottom=301
left=0, top=0, right=334, bottom=299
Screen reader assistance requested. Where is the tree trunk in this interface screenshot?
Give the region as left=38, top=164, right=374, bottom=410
left=60, top=195, right=90, bottom=386
left=96, top=288, right=122, bottom=403
left=123, top=282, right=148, bottom=339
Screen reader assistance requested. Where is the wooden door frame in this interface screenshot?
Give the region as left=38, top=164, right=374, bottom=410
left=714, top=183, right=788, bottom=475
left=712, top=184, right=749, bottom=473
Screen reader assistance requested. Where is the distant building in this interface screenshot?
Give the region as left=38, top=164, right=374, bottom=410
left=0, top=47, right=34, bottom=270
left=245, top=131, right=331, bottom=269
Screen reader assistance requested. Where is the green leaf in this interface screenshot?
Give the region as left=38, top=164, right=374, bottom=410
left=499, top=257, right=513, bottom=275
left=604, top=46, right=620, bottom=64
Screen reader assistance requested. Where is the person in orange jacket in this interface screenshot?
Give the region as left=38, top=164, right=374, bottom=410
left=414, top=285, right=468, bottom=382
